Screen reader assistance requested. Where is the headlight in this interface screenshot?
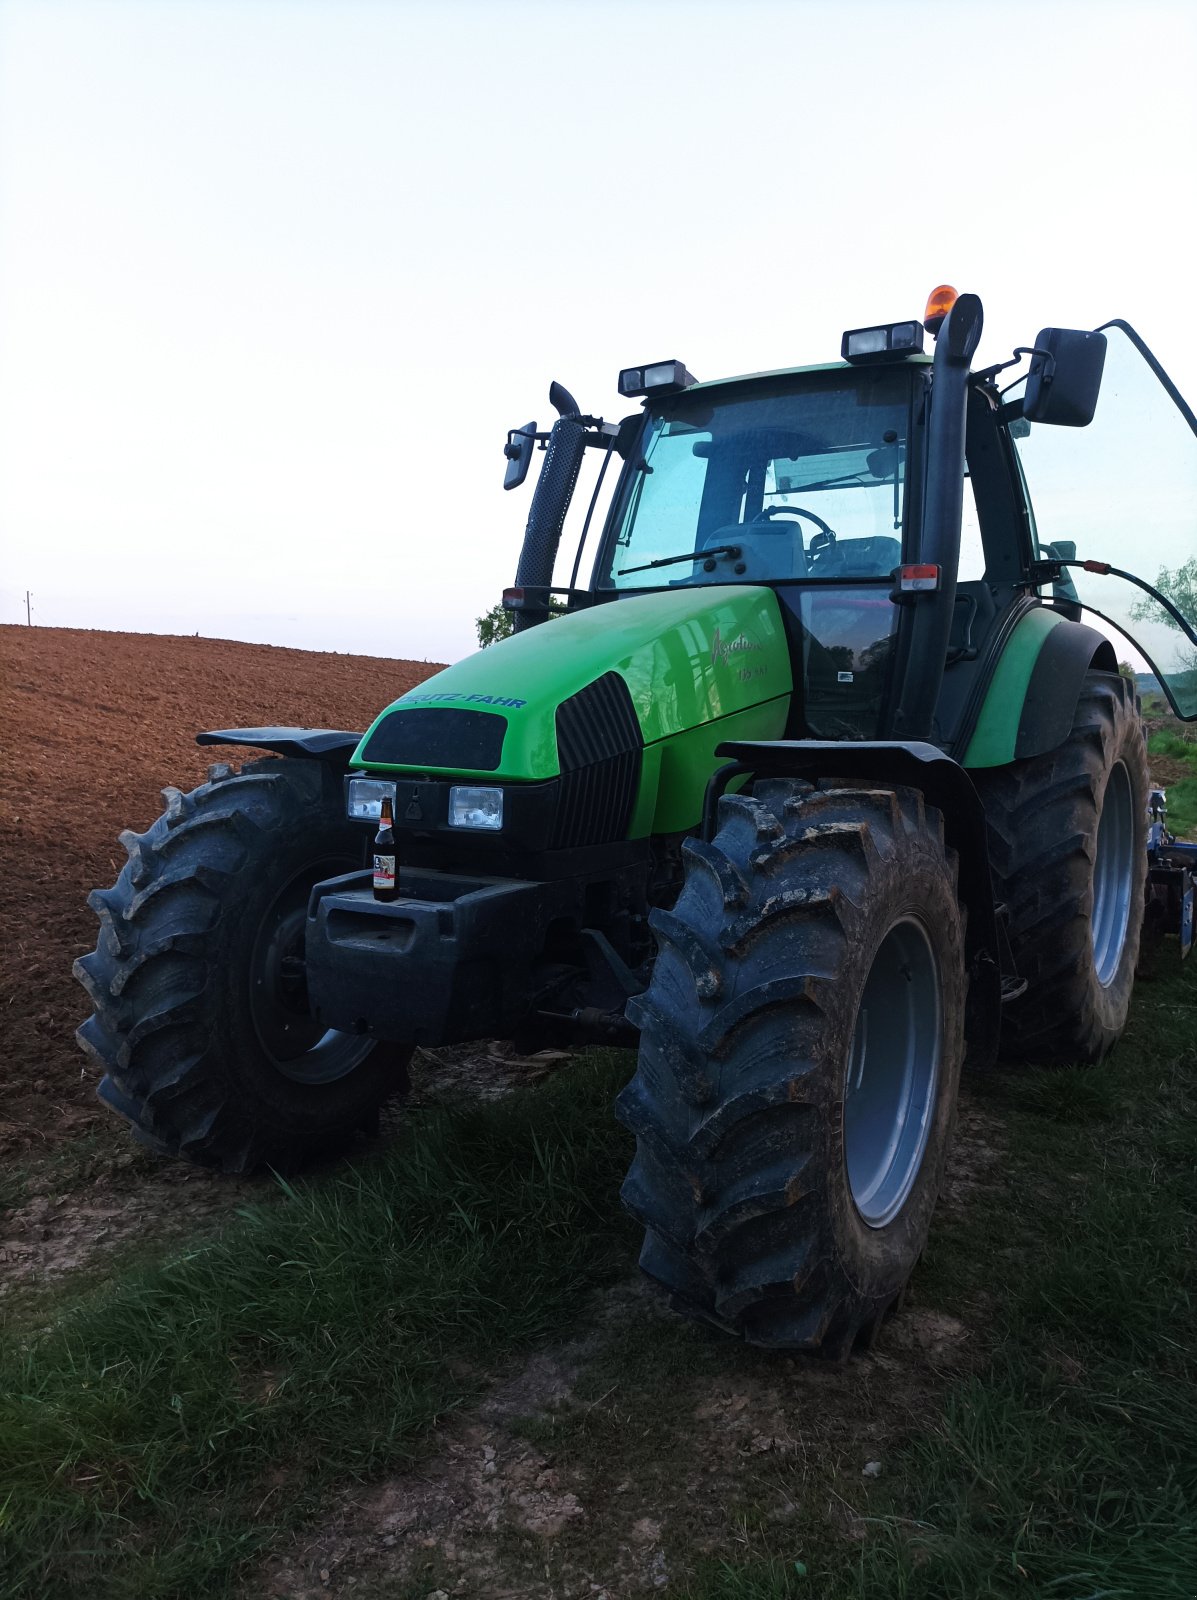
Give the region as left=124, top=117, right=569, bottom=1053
left=448, top=785, right=504, bottom=831
left=347, top=778, right=397, bottom=821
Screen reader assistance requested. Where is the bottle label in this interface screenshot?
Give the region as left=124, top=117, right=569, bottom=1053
left=373, top=853, right=396, bottom=891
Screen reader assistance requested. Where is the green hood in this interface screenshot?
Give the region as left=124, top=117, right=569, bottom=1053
left=353, top=586, right=792, bottom=835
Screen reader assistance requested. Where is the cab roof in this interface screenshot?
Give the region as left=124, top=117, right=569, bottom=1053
left=685, top=353, right=933, bottom=397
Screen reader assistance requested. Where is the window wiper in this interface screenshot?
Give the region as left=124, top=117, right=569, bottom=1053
left=618, top=544, right=741, bottom=577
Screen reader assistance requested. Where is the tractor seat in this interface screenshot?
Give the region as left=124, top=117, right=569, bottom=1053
left=807, top=535, right=902, bottom=578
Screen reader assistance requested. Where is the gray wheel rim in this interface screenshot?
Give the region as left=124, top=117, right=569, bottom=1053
left=1092, top=759, right=1134, bottom=988
left=249, top=857, right=377, bottom=1086
left=845, top=916, right=942, bottom=1229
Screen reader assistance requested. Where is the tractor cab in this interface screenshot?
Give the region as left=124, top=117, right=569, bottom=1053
left=506, top=288, right=1196, bottom=745
left=594, top=361, right=916, bottom=743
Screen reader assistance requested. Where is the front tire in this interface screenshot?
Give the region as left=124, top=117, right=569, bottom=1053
left=617, top=781, right=967, bottom=1354
left=75, top=757, right=411, bottom=1173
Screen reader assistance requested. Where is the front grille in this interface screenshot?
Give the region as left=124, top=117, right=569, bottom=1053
left=552, top=674, right=642, bottom=847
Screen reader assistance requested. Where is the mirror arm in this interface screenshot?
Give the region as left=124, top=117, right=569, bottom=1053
left=973, top=345, right=1055, bottom=387
left=505, top=426, right=552, bottom=458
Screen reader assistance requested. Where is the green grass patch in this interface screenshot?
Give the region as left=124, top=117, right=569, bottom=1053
left=706, top=968, right=1197, bottom=1599
left=6, top=969, right=1196, bottom=1600
left=1148, top=728, right=1197, bottom=836
left=0, top=1054, right=637, bottom=1599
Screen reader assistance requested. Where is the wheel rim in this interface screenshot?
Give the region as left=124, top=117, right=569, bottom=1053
left=249, top=857, right=377, bottom=1086
left=845, top=917, right=942, bottom=1229
left=1092, top=759, right=1134, bottom=988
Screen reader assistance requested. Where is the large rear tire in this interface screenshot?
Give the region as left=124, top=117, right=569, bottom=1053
left=617, top=781, right=967, bottom=1354
left=972, top=672, right=1148, bottom=1064
left=75, top=757, right=411, bottom=1173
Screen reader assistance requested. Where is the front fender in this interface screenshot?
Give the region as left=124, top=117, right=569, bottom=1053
left=196, top=727, right=362, bottom=765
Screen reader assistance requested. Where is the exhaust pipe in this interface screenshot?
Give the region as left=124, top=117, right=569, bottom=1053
left=512, top=383, right=588, bottom=632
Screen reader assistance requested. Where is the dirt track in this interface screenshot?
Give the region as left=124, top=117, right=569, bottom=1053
left=0, top=625, right=440, bottom=1176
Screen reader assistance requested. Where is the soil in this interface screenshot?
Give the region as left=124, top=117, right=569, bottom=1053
left=257, top=1276, right=982, bottom=1600
left=0, top=627, right=442, bottom=1279
left=1146, top=753, right=1194, bottom=791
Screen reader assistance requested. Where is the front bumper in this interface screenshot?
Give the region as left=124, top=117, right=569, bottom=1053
left=305, top=867, right=590, bottom=1045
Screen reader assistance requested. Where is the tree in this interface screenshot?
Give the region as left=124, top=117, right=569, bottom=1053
left=475, top=598, right=567, bottom=648
left=1130, top=556, right=1197, bottom=672
left=475, top=602, right=515, bottom=648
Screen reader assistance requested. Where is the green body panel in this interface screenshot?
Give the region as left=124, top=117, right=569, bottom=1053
left=962, top=607, right=1062, bottom=768
left=354, top=587, right=793, bottom=833
left=640, top=700, right=787, bottom=833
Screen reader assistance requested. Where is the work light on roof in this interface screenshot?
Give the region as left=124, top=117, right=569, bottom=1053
left=618, top=359, right=697, bottom=398
left=841, top=321, right=925, bottom=363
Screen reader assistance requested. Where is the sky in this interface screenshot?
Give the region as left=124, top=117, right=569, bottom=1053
left=1, top=0, right=1195, bottom=665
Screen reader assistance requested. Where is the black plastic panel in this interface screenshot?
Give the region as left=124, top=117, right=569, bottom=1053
left=553, top=748, right=641, bottom=847
left=196, top=726, right=361, bottom=763
left=1015, top=620, right=1118, bottom=759
left=552, top=674, right=643, bottom=846
left=555, top=672, right=642, bottom=770
left=359, top=708, right=508, bottom=772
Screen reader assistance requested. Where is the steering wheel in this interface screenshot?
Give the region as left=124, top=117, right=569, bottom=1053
left=752, top=504, right=837, bottom=544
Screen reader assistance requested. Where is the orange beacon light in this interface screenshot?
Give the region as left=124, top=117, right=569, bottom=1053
left=923, top=284, right=959, bottom=335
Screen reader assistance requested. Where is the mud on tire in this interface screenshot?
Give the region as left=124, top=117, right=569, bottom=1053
left=973, top=671, right=1148, bottom=1064
left=75, top=757, right=410, bottom=1173
left=617, top=780, right=967, bottom=1355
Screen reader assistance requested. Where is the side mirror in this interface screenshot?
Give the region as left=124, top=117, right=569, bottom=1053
left=503, top=421, right=538, bottom=491
left=1023, top=328, right=1107, bottom=427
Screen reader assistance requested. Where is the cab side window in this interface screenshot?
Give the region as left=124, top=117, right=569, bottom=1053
left=959, top=472, right=986, bottom=581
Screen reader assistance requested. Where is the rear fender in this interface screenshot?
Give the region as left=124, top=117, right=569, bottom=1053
left=962, top=613, right=1118, bottom=768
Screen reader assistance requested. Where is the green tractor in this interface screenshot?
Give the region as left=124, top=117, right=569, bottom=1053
left=76, top=289, right=1197, bottom=1354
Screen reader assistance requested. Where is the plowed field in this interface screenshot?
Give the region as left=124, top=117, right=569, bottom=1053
left=0, top=626, right=440, bottom=1167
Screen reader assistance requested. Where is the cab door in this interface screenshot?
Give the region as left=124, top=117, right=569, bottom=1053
left=1005, top=321, right=1197, bottom=718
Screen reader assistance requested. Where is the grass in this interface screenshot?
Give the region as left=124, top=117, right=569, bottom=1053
left=0, top=1054, right=637, bottom=1599
left=4, top=967, right=1196, bottom=1599
left=1148, top=727, right=1197, bottom=837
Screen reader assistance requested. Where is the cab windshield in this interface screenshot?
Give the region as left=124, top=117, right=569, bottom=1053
left=597, top=367, right=916, bottom=591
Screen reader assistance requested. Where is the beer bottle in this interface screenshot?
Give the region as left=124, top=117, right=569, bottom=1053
left=373, top=797, right=399, bottom=902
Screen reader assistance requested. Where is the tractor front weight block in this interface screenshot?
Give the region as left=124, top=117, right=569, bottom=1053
left=305, top=868, right=594, bottom=1047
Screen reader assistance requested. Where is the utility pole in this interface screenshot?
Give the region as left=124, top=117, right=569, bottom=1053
left=26, top=590, right=31, bottom=625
